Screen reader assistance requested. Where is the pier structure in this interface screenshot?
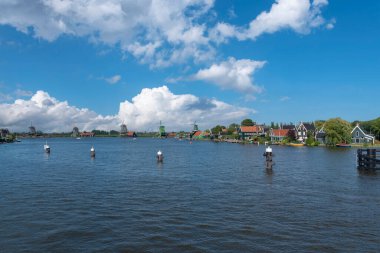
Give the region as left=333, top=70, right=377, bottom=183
left=357, top=149, right=380, bottom=170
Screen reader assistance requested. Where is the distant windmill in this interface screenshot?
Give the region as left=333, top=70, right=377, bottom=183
left=189, top=121, right=200, bottom=139
left=72, top=126, right=79, bottom=137
left=192, top=121, right=199, bottom=132
left=29, top=122, right=36, bottom=135
left=120, top=123, right=128, bottom=136
left=158, top=121, right=167, bottom=138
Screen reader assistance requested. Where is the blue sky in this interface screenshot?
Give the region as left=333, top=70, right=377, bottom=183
left=0, top=0, right=379, bottom=132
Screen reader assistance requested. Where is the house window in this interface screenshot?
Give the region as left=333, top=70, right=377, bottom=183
left=356, top=131, right=359, bottom=137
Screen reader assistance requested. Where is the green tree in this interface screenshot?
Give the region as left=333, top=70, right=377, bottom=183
left=286, top=129, right=296, bottom=142
left=324, top=118, right=352, bottom=146
left=359, top=117, right=380, bottom=141
left=306, top=131, right=315, bottom=146
left=314, top=120, right=325, bottom=130
left=228, top=123, right=239, bottom=133
left=211, top=125, right=225, bottom=135
left=241, top=118, right=255, bottom=126
left=92, top=129, right=109, bottom=135
left=110, top=130, right=120, bottom=135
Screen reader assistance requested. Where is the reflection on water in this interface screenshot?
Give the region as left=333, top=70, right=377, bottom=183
left=357, top=168, right=377, bottom=176
left=0, top=138, right=379, bottom=252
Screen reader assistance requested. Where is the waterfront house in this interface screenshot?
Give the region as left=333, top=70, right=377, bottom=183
left=167, top=132, right=177, bottom=138
left=192, top=130, right=205, bottom=139
left=127, top=131, right=137, bottom=137
left=238, top=125, right=265, bottom=140
left=269, top=128, right=289, bottom=142
left=351, top=123, right=375, bottom=145
left=80, top=131, right=95, bottom=137
left=295, top=122, right=315, bottom=143
left=315, top=126, right=326, bottom=144
left=1, top=128, right=10, bottom=138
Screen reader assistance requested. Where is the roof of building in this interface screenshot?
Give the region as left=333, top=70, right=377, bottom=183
left=281, top=124, right=295, bottom=130
left=127, top=131, right=136, bottom=136
left=193, top=130, right=203, bottom=137
left=351, top=124, right=375, bottom=139
left=80, top=132, right=94, bottom=136
left=240, top=126, right=264, bottom=133
left=303, top=123, right=316, bottom=131
left=167, top=132, right=177, bottom=137
left=316, top=132, right=326, bottom=138
left=271, top=129, right=289, bottom=136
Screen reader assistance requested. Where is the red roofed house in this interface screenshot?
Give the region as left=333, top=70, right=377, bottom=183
left=192, top=130, right=203, bottom=139
left=167, top=132, right=177, bottom=138
left=127, top=131, right=137, bottom=137
left=270, top=128, right=290, bottom=143
left=80, top=131, right=94, bottom=137
left=238, top=126, right=265, bottom=140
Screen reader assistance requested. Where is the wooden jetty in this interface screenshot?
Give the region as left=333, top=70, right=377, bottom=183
left=357, top=149, right=380, bottom=170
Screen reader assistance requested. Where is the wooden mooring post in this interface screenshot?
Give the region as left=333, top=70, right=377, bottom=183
left=263, top=146, right=273, bottom=170
left=357, top=149, right=380, bottom=170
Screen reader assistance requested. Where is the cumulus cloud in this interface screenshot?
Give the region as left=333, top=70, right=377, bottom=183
left=0, top=86, right=252, bottom=132
left=0, top=0, right=330, bottom=67
left=0, top=0, right=214, bottom=68
left=243, top=0, right=328, bottom=39
left=0, top=91, right=118, bottom=132
left=194, top=57, right=265, bottom=93
left=105, top=75, right=122, bottom=84
left=211, top=0, right=330, bottom=42
left=119, top=86, right=252, bottom=131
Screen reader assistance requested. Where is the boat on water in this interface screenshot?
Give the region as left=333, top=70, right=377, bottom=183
left=336, top=143, right=351, bottom=148
left=289, top=143, right=304, bottom=147
left=44, top=142, right=50, bottom=153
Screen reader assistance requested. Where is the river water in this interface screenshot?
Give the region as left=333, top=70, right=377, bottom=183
left=0, top=138, right=379, bottom=252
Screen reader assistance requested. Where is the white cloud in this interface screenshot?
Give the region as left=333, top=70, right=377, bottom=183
left=105, top=75, right=122, bottom=84
left=280, top=96, right=291, bottom=102
left=228, top=7, right=237, bottom=19
left=0, top=86, right=252, bottom=132
left=0, top=0, right=330, bottom=68
left=326, top=18, right=336, bottom=30
left=212, top=0, right=330, bottom=42
left=244, top=0, right=329, bottom=39
left=209, top=22, right=238, bottom=44
left=119, top=86, right=252, bottom=131
left=14, top=89, right=33, bottom=97
left=0, top=92, right=12, bottom=102
left=0, top=91, right=118, bottom=132
left=0, top=0, right=214, bottom=68
left=194, top=57, right=266, bottom=93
